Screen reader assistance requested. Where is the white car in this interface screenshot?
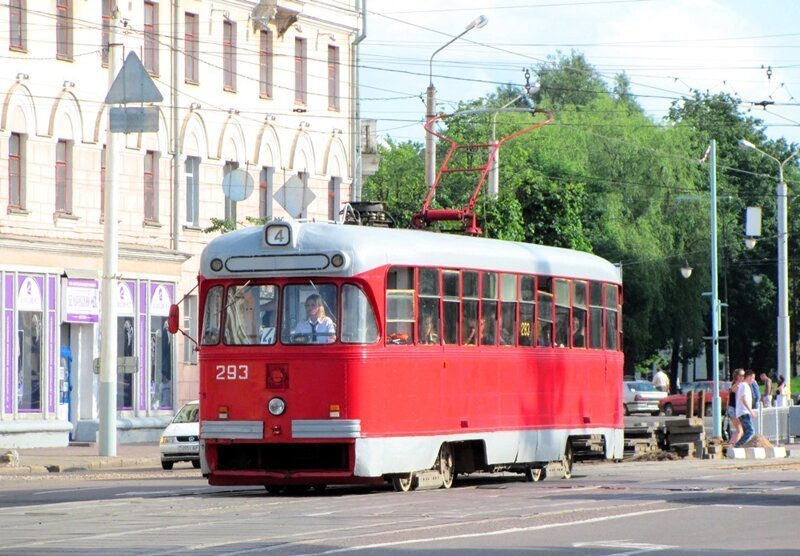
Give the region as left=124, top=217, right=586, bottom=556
left=159, top=400, right=200, bottom=470
left=622, top=381, right=666, bottom=416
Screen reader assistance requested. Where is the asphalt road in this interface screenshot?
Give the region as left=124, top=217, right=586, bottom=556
left=1, top=458, right=798, bottom=555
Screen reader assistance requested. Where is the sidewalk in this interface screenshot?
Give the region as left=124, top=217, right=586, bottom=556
left=0, top=442, right=161, bottom=475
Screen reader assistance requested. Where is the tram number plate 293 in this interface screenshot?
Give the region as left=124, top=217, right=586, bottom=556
left=216, top=364, right=249, bottom=380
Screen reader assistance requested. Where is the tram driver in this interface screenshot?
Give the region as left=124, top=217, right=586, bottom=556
left=293, top=293, right=336, bottom=343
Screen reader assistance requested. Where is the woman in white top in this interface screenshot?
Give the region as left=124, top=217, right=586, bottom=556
left=293, top=293, right=336, bottom=343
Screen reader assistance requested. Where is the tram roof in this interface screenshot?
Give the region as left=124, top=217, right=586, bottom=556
left=200, top=221, right=621, bottom=284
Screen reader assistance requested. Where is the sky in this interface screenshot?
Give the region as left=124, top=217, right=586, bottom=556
left=359, top=0, right=800, bottom=147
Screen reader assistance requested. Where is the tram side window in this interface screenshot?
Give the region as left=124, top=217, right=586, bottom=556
left=605, top=283, right=619, bottom=351
left=461, top=270, right=478, bottom=345
left=500, top=273, right=517, bottom=346
left=418, top=268, right=440, bottom=345
left=443, top=270, right=460, bottom=344
left=481, top=272, right=498, bottom=346
left=341, top=284, right=378, bottom=344
left=201, top=286, right=223, bottom=345
left=589, top=281, right=603, bottom=349
left=518, top=275, right=535, bottom=346
left=554, top=279, right=570, bottom=348
left=537, top=277, right=553, bottom=346
left=573, top=280, right=587, bottom=348
left=386, top=267, right=414, bottom=345
left=224, top=284, right=279, bottom=345
left=281, top=284, right=338, bottom=344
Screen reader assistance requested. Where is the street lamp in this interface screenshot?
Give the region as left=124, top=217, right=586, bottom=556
left=425, top=15, right=488, bottom=188
left=739, top=138, right=800, bottom=400
left=680, top=140, right=722, bottom=438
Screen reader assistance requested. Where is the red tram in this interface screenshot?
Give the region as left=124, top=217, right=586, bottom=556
left=179, top=219, right=623, bottom=492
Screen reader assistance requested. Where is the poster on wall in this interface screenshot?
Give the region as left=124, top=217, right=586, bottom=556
left=62, top=278, right=100, bottom=323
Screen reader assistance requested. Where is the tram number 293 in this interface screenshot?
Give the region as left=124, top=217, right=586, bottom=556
left=216, top=365, right=249, bottom=380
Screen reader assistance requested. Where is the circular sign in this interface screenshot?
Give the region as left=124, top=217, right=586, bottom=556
left=222, top=169, right=255, bottom=202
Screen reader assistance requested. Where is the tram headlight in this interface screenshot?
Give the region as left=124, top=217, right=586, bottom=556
left=210, top=258, right=224, bottom=272
left=268, top=397, right=286, bottom=416
left=331, top=253, right=345, bottom=268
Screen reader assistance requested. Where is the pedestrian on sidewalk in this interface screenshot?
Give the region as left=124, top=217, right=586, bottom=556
left=760, top=372, right=773, bottom=407
left=735, top=369, right=757, bottom=447
left=652, top=368, right=670, bottom=393
left=727, top=369, right=745, bottom=446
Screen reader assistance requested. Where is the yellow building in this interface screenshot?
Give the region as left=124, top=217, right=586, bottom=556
left=0, top=0, right=362, bottom=447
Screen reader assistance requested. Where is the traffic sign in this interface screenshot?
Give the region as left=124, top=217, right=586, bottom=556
left=105, top=51, right=163, bottom=105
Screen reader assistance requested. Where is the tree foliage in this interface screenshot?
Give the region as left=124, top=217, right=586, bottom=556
left=363, top=51, right=800, bottom=382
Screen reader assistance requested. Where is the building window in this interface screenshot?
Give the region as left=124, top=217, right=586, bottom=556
left=183, top=295, right=198, bottom=364
left=9, top=0, right=26, bottom=51
left=224, top=161, right=238, bottom=223
left=144, top=151, right=158, bottom=222
left=152, top=311, right=173, bottom=410
left=100, top=145, right=106, bottom=219
left=101, top=0, right=111, bottom=65
left=55, top=140, right=71, bottom=213
left=184, top=12, right=198, bottom=83
left=328, top=176, right=341, bottom=221
left=118, top=316, right=134, bottom=409
left=17, top=278, right=43, bottom=412
left=259, top=166, right=274, bottom=220
left=9, top=133, right=25, bottom=210
left=143, top=1, right=158, bottom=75
left=223, top=20, right=236, bottom=91
left=185, top=156, right=200, bottom=226
left=259, top=30, right=273, bottom=98
left=56, top=0, right=73, bottom=61
left=328, top=45, right=340, bottom=110
left=295, top=37, right=307, bottom=104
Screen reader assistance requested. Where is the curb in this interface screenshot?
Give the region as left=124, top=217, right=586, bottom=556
left=726, top=446, right=788, bottom=459
left=0, top=457, right=160, bottom=476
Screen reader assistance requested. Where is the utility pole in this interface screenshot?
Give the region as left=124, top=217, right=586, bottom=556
left=99, top=7, right=121, bottom=456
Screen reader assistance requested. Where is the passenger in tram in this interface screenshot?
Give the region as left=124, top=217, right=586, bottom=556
left=480, top=314, right=496, bottom=345
left=293, top=293, right=336, bottom=343
left=538, top=323, right=552, bottom=347
left=259, top=296, right=278, bottom=344
left=572, top=315, right=586, bottom=348
left=463, top=318, right=478, bottom=345
left=420, top=314, right=439, bottom=344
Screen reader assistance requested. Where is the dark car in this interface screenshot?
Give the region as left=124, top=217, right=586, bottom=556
left=659, top=381, right=731, bottom=416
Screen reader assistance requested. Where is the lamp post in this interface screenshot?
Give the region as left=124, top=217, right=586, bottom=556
left=680, top=140, right=722, bottom=438
left=739, top=138, right=800, bottom=400
left=425, top=15, right=487, bottom=188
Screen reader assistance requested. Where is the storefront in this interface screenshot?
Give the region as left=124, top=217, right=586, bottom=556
left=0, top=268, right=176, bottom=448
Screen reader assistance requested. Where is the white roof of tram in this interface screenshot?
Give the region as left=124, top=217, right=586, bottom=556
left=200, top=221, right=621, bottom=284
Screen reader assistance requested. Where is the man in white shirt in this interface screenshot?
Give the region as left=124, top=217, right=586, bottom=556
left=293, top=293, right=335, bottom=344
left=735, top=369, right=757, bottom=447
left=652, top=368, right=670, bottom=393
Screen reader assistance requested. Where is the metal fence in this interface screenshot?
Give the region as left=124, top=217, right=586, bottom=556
left=753, top=405, right=800, bottom=444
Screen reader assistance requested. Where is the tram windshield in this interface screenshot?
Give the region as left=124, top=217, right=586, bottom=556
left=200, top=282, right=378, bottom=346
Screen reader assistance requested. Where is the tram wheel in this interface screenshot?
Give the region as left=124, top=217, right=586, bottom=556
left=524, top=466, right=546, bottom=482
left=264, top=485, right=284, bottom=495
left=392, top=473, right=417, bottom=492
left=438, top=444, right=455, bottom=489
left=562, top=442, right=574, bottom=480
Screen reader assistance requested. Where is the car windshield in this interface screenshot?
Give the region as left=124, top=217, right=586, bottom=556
left=628, top=381, right=656, bottom=391
left=173, top=403, right=199, bottom=423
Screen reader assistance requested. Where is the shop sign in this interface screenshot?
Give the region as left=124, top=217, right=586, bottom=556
left=63, top=278, right=100, bottom=323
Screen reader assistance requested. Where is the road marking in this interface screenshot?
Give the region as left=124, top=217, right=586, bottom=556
left=573, top=540, right=675, bottom=555
left=293, top=506, right=688, bottom=555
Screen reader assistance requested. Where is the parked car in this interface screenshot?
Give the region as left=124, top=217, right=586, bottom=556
left=159, top=400, right=200, bottom=470
left=623, top=381, right=667, bottom=416
left=659, top=381, right=732, bottom=416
